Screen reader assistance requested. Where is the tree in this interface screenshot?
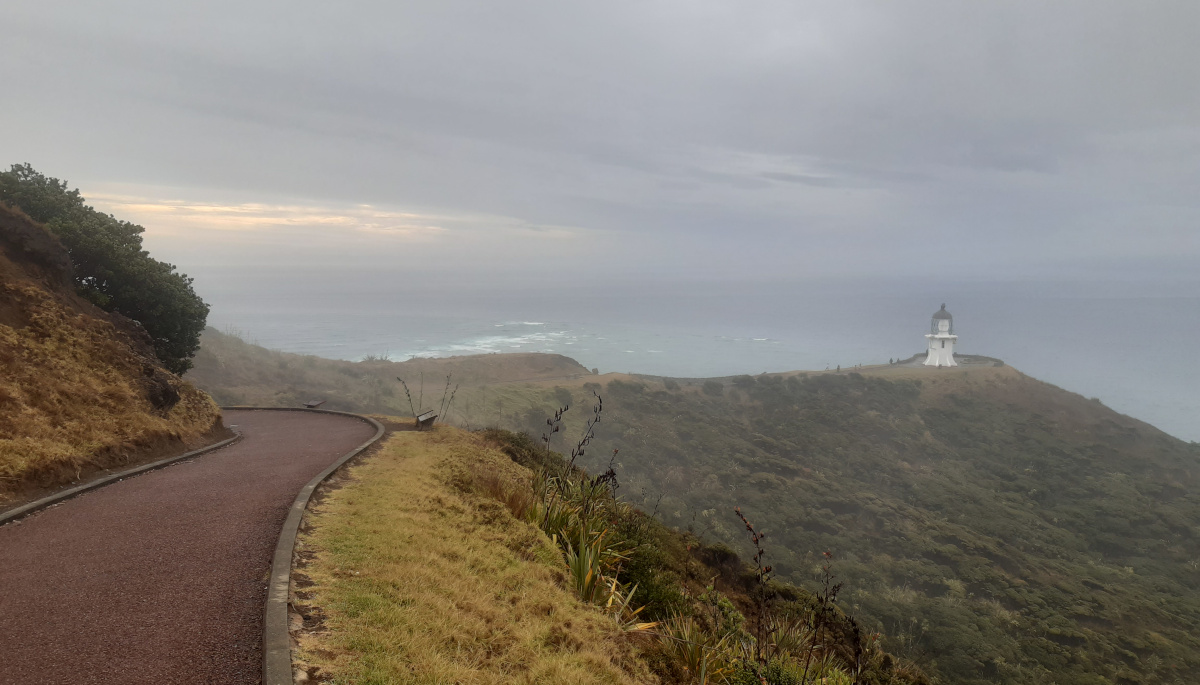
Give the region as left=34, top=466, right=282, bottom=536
left=0, top=164, right=209, bottom=374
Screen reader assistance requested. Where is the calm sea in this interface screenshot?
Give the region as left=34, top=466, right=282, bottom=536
left=197, top=273, right=1200, bottom=443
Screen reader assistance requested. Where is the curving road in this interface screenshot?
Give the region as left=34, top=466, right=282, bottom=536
left=0, top=409, right=378, bottom=685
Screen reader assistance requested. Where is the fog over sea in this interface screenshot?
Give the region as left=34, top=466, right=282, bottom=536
left=201, top=273, right=1200, bottom=443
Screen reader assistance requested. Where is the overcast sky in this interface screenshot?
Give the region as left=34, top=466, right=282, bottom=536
left=4, top=1, right=1198, bottom=286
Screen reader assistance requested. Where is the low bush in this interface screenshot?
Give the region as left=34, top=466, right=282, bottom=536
left=0, top=164, right=209, bottom=373
left=481, top=423, right=929, bottom=685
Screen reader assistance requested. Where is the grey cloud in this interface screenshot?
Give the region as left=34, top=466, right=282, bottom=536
left=3, top=0, right=1198, bottom=283
left=761, top=172, right=843, bottom=188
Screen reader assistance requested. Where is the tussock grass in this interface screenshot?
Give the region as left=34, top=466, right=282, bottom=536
left=294, top=427, right=656, bottom=684
left=0, top=280, right=219, bottom=499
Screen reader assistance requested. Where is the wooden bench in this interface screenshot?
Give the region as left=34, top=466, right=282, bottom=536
left=416, top=410, right=437, bottom=430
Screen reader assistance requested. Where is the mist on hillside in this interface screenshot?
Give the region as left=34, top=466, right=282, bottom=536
left=191, top=271, right=1200, bottom=442
left=7, top=1, right=1196, bottom=436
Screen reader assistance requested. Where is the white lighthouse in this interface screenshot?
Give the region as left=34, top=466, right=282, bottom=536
left=924, top=304, right=958, bottom=367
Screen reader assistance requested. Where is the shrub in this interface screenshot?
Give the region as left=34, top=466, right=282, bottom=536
left=0, top=164, right=208, bottom=373
left=480, top=426, right=927, bottom=684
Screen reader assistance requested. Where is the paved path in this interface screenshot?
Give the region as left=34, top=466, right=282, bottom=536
left=0, top=409, right=378, bottom=685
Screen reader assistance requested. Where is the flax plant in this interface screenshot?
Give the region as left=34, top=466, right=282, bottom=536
left=605, top=578, right=658, bottom=632
left=523, top=396, right=660, bottom=633
left=395, top=377, right=417, bottom=417
left=657, top=613, right=735, bottom=684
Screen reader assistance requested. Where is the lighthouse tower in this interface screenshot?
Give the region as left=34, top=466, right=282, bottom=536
left=924, top=304, right=958, bottom=367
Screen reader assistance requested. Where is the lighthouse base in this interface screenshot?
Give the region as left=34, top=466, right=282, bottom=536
left=924, top=349, right=957, bottom=367
left=924, top=334, right=958, bottom=367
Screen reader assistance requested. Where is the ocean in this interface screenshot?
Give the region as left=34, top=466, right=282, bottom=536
left=198, top=273, right=1200, bottom=443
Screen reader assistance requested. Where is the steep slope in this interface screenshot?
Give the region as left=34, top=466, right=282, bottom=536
left=293, top=426, right=929, bottom=684
left=0, top=204, right=221, bottom=503
left=495, top=367, right=1200, bottom=685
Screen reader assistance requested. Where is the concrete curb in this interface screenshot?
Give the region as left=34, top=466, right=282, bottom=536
left=0, top=433, right=243, bottom=528
left=230, top=407, right=387, bottom=685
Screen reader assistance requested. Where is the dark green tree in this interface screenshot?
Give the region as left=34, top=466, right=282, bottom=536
left=0, top=163, right=209, bottom=374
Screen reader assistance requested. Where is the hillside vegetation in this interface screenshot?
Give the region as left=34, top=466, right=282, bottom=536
left=0, top=204, right=221, bottom=503
left=294, top=426, right=927, bottom=684
left=190, top=336, right=1200, bottom=683
left=294, top=428, right=656, bottom=684
left=0, top=164, right=209, bottom=374
left=189, top=326, right=590, bottom=411
left=501, top=368, right=1200, bottom=685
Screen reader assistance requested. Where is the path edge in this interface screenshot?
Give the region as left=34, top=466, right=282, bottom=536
left=236, top=407, right=387, bottom=685
left=0, top=433, right=243, bottom=527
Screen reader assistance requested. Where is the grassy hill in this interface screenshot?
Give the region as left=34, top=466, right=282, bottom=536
left=0, top=204, right=221, bottom=504
left=188, top=336, right=1200, bottom=684
left=293, top=425, right=928, bottom=684
left=188, top=326, right=591, bottom=412
left=499, top=367, right=1200, bottom=685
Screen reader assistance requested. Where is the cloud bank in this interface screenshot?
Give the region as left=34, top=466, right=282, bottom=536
left=4, top=1, right=1198, bottom=284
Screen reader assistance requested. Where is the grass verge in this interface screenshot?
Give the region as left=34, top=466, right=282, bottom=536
left=293, top=427, right=655, bottom=684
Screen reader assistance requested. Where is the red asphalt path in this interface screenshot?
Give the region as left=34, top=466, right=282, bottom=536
left=0, top=409, right=377, bottom=685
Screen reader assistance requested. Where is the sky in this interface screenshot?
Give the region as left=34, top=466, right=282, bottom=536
left=3, top=1, right=1199, bottom=287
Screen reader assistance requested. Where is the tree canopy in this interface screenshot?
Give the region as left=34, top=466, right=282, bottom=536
left=0, top=164, right=209, bottom=374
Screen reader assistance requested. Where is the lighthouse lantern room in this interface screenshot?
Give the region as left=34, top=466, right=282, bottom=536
left=924, top=304, right=958, bottom=367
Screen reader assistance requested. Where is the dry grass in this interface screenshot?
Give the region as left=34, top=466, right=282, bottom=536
left=0, top=279, right=220, bottom=499
left=293, top=427, right=657, bottom=685
left=187, top=327, right=592, bottom=414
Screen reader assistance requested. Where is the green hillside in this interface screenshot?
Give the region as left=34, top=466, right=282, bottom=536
left=186, top=336, right=1200, bottom=684
left=498, top=367, right=1200, bottom=685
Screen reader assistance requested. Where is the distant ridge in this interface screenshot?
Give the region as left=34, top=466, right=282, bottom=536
left=188, top=327, right=592, bottom=411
